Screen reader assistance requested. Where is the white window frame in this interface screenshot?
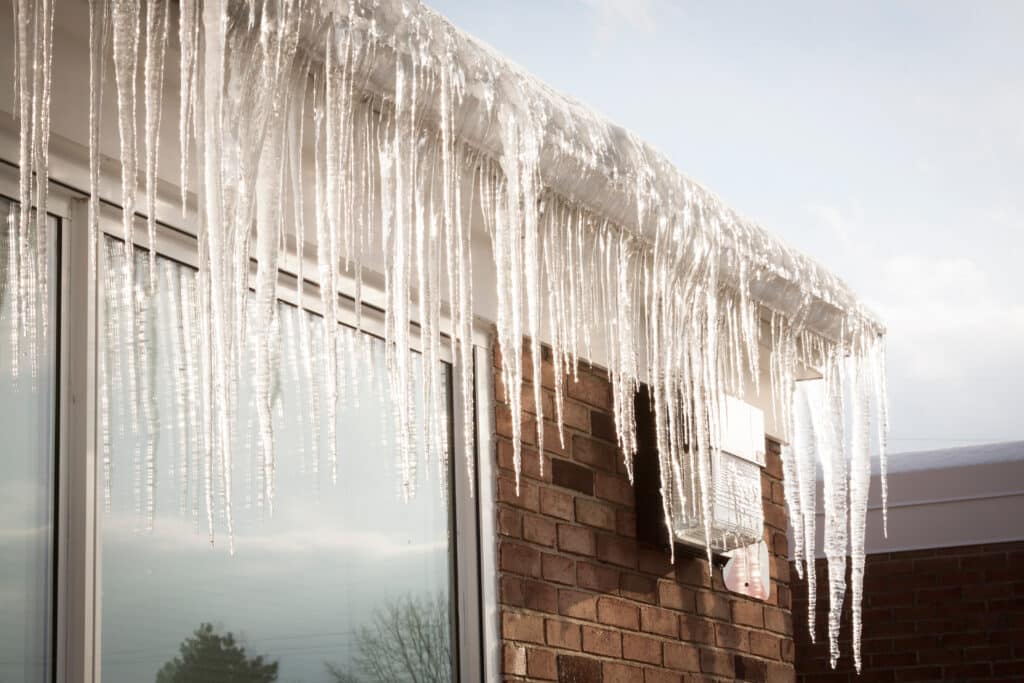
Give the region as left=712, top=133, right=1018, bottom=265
left=0, top=136, right=500, bottom=683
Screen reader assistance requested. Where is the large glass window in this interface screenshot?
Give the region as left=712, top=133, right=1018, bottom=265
left=99, top=241, right=455, bottom=683
left=0, top=199, right=59, bottom=683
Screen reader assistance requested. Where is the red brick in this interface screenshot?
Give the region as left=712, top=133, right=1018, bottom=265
left=504, top=643, right=527, bottom=676
left=573, top=434, right=617, bottom=471
left=498, top=507, right=523, bottom=538
left=663, top=642, right=700, bottom=672
left=551, top=457, right=594, bottom=495
left=524, top=580, right=558, bottom=614
left=749, top=631, right=781, bottom=660
left=603, top=661, right=644, bottom=683
left=714, top=622, right=749, bottom=651
left=637, top=548, right=672, bottom=578
left=578, top=561, right=620, bottom=593
left=502, top=575, right=525, bottom=607
left=734, top=654, right=768, bottom=682
left=526, top=647, right=557, bottom=680
left=523, top=514, right=557, bottom=547
left=598, top=597, right=640, bottom=630
left=622, top=633, right=661, bottom=665
left=539, top=487, right=574, bottom=521
left=558, top=524, right=597, bottom=556
left=498, top=475, right=539, bottom=512
left=567, top=371, right=612, bottom=410
left=763, top=501, right=787, bottom=532
left=545, top=619, right=581, bottom=650
left=731, top=599, right=764, bottom=628
left=643, top=669, right=682, bottom=683
left=616, top=509, right=638, bottom=538
left=771, top=531, right=789, bottom=558
left=582, top=625, right=622, bottom=657
left=558, top=589, right=598, bottom=621
left=543, top=422, right=569, bottom=457
left=792, top=541, right=1024, bottom=681
left=696, top=591, right=730, bottom=620
left=674, top=559, right=712, bottom=588
left=541, top=553, right=576, bottom=585
left=558, top=397, right=591, bottom=432
left=699, top=648, right=735, bottom=677
left=557, top=654, right=602, bottom=682
left=620, top=573, right=657, bottom=604
left=765, top=606, right=792, bottom=635
left=640, top=605, right=678, bottom=638
left=591, top=409, right=617, bottom=442
left=495, top=403, right=535, bottom=445
left=763, top=449, right=783, bottom=480
left=501, top=542, right=541, bottom=577
left=498, top=439, right=550, bottom=482
left=597, top=534, right=638, bottom=569
left=658, top=582, right=696, bottom=612
left=576, top=498, right=617, bottom=531
left=679, top=614, right=715, bottom=645
left=595, top=471, right=634, bottom=506
left=504, top=612, right=545, bottom=644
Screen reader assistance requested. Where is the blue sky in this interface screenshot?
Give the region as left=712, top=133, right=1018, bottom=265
left=433, top=0, right=1024, bottom=453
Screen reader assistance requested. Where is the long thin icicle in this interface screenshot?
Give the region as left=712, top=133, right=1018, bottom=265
left=143, top=0, right=169, bottom=291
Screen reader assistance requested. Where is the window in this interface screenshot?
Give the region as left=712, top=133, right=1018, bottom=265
left=98, top=241, right=456, bottom=682
left=0, top=199, right=59, bottom=683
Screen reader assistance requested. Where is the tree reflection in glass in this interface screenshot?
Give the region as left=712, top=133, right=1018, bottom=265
left=100, top=242, right=454, bottom=683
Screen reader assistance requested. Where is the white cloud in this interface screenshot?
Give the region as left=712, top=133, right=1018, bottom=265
left=103, top=513, right=447, bottom=559
left=873, top=254, right=1024, bottom=383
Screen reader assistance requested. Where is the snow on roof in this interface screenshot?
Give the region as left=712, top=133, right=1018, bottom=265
left=324, top=0, right=884, bottom=344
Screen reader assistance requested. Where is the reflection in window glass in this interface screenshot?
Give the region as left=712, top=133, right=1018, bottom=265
left=0, top=199, right=58, bottom=683
left=100, top=240, right=454, bottom=683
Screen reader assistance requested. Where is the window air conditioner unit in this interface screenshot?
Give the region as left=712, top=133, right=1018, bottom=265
left=671, top=396, right=766, bottom=553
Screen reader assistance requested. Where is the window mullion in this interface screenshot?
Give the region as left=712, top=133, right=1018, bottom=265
left=56, top=197, right=100, bottom=683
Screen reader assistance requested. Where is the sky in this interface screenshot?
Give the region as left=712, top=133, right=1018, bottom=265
left=432, top=0, right=1024, bottom=454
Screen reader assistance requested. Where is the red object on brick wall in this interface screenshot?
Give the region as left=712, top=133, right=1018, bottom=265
left=495, top=342, right=796, bottom=682
left=793, top=542, right=1024, bottom=682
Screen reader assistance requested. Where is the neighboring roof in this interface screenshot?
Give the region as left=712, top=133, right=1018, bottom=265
left=808, top=442, right=1024, bottom=555
left=872, top=440, right=1024, bottom=474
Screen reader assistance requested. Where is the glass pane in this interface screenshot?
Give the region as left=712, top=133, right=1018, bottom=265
left=0, top=199, right=58, bottom=683
left=100, top=241, right=454, bottom=683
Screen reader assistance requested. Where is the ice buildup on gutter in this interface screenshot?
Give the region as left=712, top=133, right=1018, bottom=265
left=10, top=0, right=888, bottom=669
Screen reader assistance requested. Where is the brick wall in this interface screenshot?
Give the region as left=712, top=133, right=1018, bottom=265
left=494, top=343, right=796, bottom=682
left=793, top=542, right=1024, bottom=682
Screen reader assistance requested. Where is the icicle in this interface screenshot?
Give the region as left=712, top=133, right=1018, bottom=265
left=780, top=442, right=804, bottom=579
left=14, top=3, right=32, bottom=366
left=137, top=259, right=160, bottom=531
left=793, top=382, right=818, bottom=642
left=849, top=348, right=873, bottom=673
left=873, top=338, right=890, bottom=537
left=143, top=0, right=169, bottom=291
left=178, top=269, right=201, bottom=524
left=31, top=0, right=54, bottom=363
left=811, top=370, right=848, bottom=668
left=88, top=0, right=109, bottom=287
left=110, top=0, right=140, bottom=296
left=178, top=0, right=199, bottom=212
left=200, top=0, right=234, bottom=552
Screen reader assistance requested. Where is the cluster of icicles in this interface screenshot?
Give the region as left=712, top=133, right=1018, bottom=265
left=12, top=0, right=887, bottom=670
